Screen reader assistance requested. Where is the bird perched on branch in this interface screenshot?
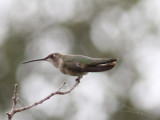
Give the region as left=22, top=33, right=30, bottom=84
left=23, top=53, right=117, bottom=81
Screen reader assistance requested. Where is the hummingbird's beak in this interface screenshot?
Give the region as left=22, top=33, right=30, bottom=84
left=22, top=58, right=46, bottom=64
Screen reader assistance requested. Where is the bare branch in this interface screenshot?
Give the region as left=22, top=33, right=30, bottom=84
left=6, top=84, right=18, bottom=120
left=6, top=77, right=81, bottom=120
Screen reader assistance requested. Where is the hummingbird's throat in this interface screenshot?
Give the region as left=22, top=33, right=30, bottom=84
left=46, top=58, right=60, bottom=68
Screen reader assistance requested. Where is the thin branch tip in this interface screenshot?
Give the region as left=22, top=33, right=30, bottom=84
left=14, top=84, right=18, bottom=89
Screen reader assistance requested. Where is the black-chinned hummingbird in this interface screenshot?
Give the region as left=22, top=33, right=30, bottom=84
left=23, top=53, right=117, bottom=81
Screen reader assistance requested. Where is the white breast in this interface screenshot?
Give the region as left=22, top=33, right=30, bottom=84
left=58, top=58, right=65, bottom=73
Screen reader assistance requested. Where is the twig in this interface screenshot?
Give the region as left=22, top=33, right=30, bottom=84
left=6, top=84, right=18, bottom=120
left=6, top=77, right=81, bottom=120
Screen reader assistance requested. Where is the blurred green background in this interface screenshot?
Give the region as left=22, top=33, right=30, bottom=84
left=0, top=0, right=160, bottom=120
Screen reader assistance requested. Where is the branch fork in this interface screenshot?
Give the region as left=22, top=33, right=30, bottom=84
left=6, top=77, right=81, bottom=120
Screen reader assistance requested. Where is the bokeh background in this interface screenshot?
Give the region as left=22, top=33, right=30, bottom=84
left=0, top=0, right=160, bottom=120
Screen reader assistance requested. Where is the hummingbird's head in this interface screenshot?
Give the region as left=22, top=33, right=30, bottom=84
left=45, top=53, right=63, bottom=68
left=22, top=53, right=63, bottom=68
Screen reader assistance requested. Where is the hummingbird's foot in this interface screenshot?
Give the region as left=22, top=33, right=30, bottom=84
left=76, top=76, right=82, bottom=83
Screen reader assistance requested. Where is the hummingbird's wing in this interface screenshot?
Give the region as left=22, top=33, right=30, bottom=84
left=86, top=58, right=117, bottom=66
left=64, top=55, right=117, bottom=65
left=64, top=56, right=117, bottom=72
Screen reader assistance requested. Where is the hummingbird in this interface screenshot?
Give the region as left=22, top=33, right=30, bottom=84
left=23, top=53, right=117, bottom=82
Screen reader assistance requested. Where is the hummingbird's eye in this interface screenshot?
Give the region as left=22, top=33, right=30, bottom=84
left=50, top=54, right=56, bottom=58
left=50, top=55, right=54, bottom=58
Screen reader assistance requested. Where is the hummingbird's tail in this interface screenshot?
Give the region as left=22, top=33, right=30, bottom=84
left=82, top=62, right=117, bottom=72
